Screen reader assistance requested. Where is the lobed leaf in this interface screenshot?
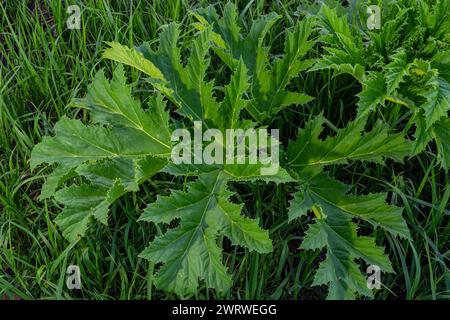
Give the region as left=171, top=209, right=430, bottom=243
left=139, top=169, right=273, bottom=295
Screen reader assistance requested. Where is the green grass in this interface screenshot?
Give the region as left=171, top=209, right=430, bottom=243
left=0, top=0, right=449, bottom=300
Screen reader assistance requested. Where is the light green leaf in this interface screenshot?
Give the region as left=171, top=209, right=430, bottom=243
left=300, top=203, right=394, bottom=300
left=196, top=3, right=314, bottom=121
left=289, top=174, right=410, bottom=239
left=138, top=25, right=218, bottom=121
left=287, top=115, right=411, bottom=174
left=54, top=157, right=166, bottom=241
left=80, top=65, right=172, bottom=152
left=287, top=115, right=411, bottom=298
left=103, top=42, right=165, bottom=80
left=54, top=180, right=125, bottom=242
left=31, top=117, right=170, bottom=170
left=139, top=169, right=273, bottom=295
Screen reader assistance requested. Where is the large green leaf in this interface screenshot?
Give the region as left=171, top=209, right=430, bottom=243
left=54, top=157, right=167, bottom=241
left=103, top=42, right=165, bottom=80
left=287, top=116, right=411, bottom=299
left=105, top=26, right=218, bottom=121
left=139, top=169, right=277, bottom=295
left=310, top=4, right=365, bottom=82
left=196, top=2, right=314, bottom=122
left=287, top=114, right=411, bottom=175
left=79, top=65, right=172, bottom=151
left=303, top=218, right=389, bottom=299
left=31, top=116, right=169, bottom=169
left=292, top=176, right=400, bottom=299
left=289, top=173, right=410, bottom=239
left=314, top=3, right=450, bottom=170
left=31, top=66, right=171, bottom=241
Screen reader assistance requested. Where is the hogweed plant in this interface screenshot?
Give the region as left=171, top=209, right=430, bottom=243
left=312, top=0, right=450, bottom=169
left=30, top=2, right=447, bottom=299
